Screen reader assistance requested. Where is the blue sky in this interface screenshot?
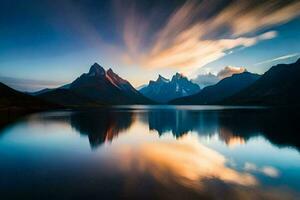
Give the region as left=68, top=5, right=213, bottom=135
left=0, top=0, right=300, bottom=91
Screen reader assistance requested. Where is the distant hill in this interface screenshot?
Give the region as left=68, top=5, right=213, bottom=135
left=38, top=63, right=152, bottom=106
left=30, top=84, right=70, bottom=96
left=140, top=73, right=200, bottom=103
left=0, top=82, right=56, bottom=110
left=170, top=72, right=260, bottom=105
left=223, top=58, right=300, bottom=106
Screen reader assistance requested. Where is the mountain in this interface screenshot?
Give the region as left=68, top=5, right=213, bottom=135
left=170, top=72, right=260, bottom=105
left=140, top=73, right=200, bottom=103
left=30, top=88, right=53, bottom=96
left=37, top=89, right=101, bottom=107
left=224, top=58, right=300, bottom=106
left=38, top=63, right=152, bottom=106
left=0, top=82, right=47, bottom=127
left=0, top=82, right=57, bottom=109
left=30, top=84, right=70, bottom=96
left=136, top=84, right=147, bottom=90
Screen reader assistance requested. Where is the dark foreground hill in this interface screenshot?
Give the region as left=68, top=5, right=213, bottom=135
left=170, top=72, right=260, bottom=105
left=0, top=82, right=57, bottom=110
left=0, top=82, right=58, bottom=127
left=224, top=58, right=300, bottom=106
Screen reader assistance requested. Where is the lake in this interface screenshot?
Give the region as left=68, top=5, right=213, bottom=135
left=0, top=106, right=300, bottom=200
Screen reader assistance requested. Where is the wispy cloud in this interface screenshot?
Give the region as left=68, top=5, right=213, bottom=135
left=254, top=53, right=300, bottom=66
left=115, top=0, right=300, bottom=74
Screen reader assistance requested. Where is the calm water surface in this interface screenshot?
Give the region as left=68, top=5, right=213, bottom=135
left=0, top=106, right=300, bottom=200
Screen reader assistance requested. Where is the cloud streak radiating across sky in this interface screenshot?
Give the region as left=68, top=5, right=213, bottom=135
left=0, top=0, right=300, bottom=90
left=116, top=0, right=300, bottom=74
left=254, top=53, right=300, bottom=66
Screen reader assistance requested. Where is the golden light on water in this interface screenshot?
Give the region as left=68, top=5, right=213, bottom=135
left=103, top=122, right=257, bottom=190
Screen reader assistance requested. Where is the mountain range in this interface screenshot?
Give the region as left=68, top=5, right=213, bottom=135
left=139, top=73, right=200, bottom=103
left=0, top=59, right=299, bottom=109
left=171, top=58, right=300, bottom=105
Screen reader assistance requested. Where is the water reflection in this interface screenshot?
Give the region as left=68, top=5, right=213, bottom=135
left=61, top=108, right=300, bottom=151
left=144, top=108, right=300, bottom=150
left=70, top=110, right=134, bottom=148
left=100, top=132, right=296, bottom=200
left=0, top=106, right=300, bottom=199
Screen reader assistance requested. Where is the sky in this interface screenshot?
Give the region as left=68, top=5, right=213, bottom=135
left=0, top=0, right=300, bottom=91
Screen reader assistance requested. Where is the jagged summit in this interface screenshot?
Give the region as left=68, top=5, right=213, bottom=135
left=86, top=64, right=130, bottom=89
left=172, top=73, right=185, bottom=81
left=106, top=68, right=118, bottom=80
left=140, top=72, right=200, bottom=103
left=156, top=75, right=170, bottom=83
left=88, top=63, right=105, bottom=76
left=107, top=68, right=114, bottom=74
left=65, top=63, right=152, bottom=105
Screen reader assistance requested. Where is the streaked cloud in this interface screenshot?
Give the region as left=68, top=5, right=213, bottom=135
left=115, top=0, right=300, bottom=74
left=209, top=0, right=300, bottom=37
left=254, top=53, right=300, bottom=66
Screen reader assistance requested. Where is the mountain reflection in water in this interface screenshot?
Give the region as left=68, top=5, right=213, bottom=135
left=70, top=111, right=134, bottom=148
left=0, top=106, right=300, bottom=200
left=64, top=108, right=300, bottom=151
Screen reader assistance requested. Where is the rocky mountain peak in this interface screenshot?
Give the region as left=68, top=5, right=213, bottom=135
left=172, top=73, right=185, bottom=81
left=156, top=75, right=170, bottom=83
left=88, top=63, right=105, bottom=77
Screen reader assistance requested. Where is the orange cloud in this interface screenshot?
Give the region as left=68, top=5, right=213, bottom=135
left=217, top=66, right=247, bottom=79
left=116, top=0, right=300, bottom=74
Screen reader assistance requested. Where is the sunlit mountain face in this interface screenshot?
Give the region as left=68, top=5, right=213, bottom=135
left=1, top=106, right=300, bottom=199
